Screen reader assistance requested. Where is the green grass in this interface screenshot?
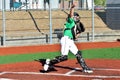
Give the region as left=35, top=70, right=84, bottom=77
left=0, top=52, right=61, bottom=64
left=82, top=47, right=120, bottom=59
left=0, top=47, right=120, bottom=64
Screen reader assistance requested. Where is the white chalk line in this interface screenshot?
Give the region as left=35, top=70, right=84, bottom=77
left=0, top=68, right=120, bottom=79
left=64, top=68, right=120, bottom=78
left=0, top=72, right=7, bottom=75
left=1, top=71, right=120, bottom=79
left=65, top=67, right=120, bottom=75
left=65, top=68, right=80, bottom=75
left=93, top=68, right=120, bottom=72
left=0, top=78, right=16, bottom=80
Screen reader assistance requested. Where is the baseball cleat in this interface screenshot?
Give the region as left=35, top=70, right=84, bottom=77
left=43, top=64, right=49, bottom=71
left=43, top=59, right=50, bottom=71
left=83, top=68, right=93, bottom=73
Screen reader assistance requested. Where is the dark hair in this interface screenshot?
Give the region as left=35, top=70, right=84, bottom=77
left=66, top=12, right=80, bottom=23
left=74, top=12, right=79, bottom=17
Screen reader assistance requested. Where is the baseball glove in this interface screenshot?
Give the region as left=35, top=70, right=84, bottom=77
left=72, top=22, right=85, bottom=40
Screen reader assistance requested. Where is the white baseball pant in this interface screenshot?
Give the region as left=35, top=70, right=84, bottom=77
left=60, top=36, right=78, bottom=55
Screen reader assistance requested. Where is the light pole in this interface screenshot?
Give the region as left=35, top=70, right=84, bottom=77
left=49, top=0, right=52, bottom=44
left=92, top=0, right=95, bottom=41
left=2, top=0, right=6, bottom=46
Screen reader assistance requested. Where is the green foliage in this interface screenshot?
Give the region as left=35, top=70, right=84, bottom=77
left=94, top=0, right=106, bottom=6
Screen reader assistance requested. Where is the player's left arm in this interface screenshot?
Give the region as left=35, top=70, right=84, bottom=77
left=69, top=3, right=76, bottom=18
left=75, top=33, right=80, bottom=40
left=75, top=22, right=85, bottom=40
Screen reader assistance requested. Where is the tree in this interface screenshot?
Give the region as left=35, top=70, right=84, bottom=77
left=94, top=0, right=106, bottom=6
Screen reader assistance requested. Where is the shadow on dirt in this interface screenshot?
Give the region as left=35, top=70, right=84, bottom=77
left=35, top=59, right=82, bottom=73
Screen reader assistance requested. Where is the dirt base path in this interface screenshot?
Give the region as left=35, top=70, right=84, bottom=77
left=0, top=41, right=120, bottom=55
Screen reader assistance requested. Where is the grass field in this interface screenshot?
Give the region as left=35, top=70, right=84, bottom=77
left=0, top=47, right=120, bottom=64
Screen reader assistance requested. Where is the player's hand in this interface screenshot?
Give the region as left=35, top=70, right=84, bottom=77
left=75, top=33, right=80, bottom=40
left=71, top=3, right=76, bottom=8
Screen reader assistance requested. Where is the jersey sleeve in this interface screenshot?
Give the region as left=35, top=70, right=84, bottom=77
left=67, top=17, right=74, bottom=23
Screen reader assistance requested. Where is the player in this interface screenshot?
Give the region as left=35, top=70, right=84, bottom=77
left=43, top=3, right=93, bottom=73
left=32, top=0, right=39, bottom=9
left=43, top=0, right=49, bottom=10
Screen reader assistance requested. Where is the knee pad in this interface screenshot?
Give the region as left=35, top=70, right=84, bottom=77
left=76, top=51, right=84, bottom=64
left=51, top=55, right=68, bottom=65
left=55, top=55, right=68, bottom=62
left=76, top=51, right=82, bottom=58
left=76, top=51, right=88, bottom=69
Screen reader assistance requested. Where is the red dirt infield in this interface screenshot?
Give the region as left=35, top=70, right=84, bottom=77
left=0, top=41, right=120, bottom=55
left=0, top=41, right=120, bottom=80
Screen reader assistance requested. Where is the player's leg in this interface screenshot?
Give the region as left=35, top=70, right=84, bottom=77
left=43, top=0, right=46, bottom=10
left=32, top=0, right=35, bottom=9
left=75, top=51, right=93, bottom=73
left=51, top=55, right=68, bottom=64
left=43, top=55, right=68, bottom=71
left=69, top=41, right=93, bottom=73
left=36, top=0, right=39, bottom=9
left=43, top=37, right=69, bottom=71
left=50, top=36, right=69, bottom=65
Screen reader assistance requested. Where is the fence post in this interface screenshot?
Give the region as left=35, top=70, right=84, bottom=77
left=46, top=34, right=48, bottom=43
left=87, top=32, right=89, bottom=41
left=1, top=36, right=3, bottom=46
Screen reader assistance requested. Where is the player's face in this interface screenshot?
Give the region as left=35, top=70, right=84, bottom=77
left=73, top=16, right=80, bottom=22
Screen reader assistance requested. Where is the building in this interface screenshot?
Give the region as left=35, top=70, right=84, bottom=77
left=106, top=0, right=120, bottom=30
left=0, top=0, right=10, bottom=10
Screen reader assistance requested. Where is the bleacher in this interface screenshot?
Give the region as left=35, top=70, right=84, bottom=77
left=0, top=10, right=119, bottom=46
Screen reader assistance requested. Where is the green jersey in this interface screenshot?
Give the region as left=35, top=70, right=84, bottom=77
left=64, top=17, right=75, bottom=39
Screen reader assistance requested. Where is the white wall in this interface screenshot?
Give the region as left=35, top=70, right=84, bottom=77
left=29, top=0, right=59, bottom=9
left=5, top=0, right=10, bottom=10
left=0, top=0, right=2, bottom=10
left=81, top=0, right=92, bottom=10
left=51, top=0, right=59, bottom=9
left=87, top=0, right=92, bottom=10
left=0, top=0, right=10, bottom=10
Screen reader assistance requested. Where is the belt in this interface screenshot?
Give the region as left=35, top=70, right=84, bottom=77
left=68, top=37, right=73, bottom=40
left=70, top=38, right=73, bottom=40
left=64, top=36, right=73, bottom=40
